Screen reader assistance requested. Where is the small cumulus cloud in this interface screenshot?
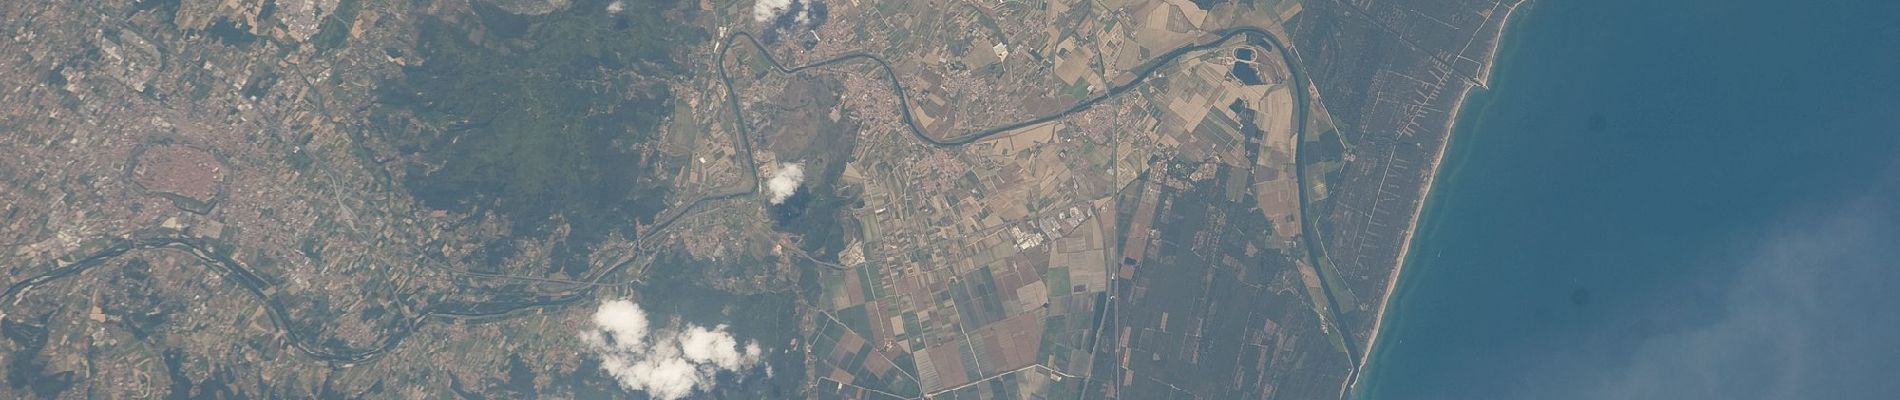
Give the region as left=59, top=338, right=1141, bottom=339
left=752, top=0, right=794, bottom=23
left=767, top=162, right=804, bottom=205
left=754, top=0, right=826, bottom=26
left=581, top=300, right=765, bottom=400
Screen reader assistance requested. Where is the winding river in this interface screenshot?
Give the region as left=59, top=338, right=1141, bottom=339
left=5, top=26, right=1351, bottom=371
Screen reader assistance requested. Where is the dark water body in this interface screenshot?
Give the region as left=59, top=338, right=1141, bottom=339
left=1362, top=0, right=1900, bottom=399
left=1232, top=62, right=1265, bottom=85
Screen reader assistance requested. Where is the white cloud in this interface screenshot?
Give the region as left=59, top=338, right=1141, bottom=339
left=582, top=300, right=766, bottom=400
left=606, top=0, right=625, bottom=14
left=679, top=325, right=763, bottom=370
left=767, top=162, right=804, bottom=205
left=590, top=299, right=650, bottom=350
left=752, top=0, right=794, bottom=23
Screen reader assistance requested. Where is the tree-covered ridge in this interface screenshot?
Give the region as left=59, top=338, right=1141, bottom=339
left=379, top=0, right=696, bottom=251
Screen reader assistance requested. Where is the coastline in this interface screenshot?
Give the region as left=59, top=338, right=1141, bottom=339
left=1347, top=0, right=1527, bottom=394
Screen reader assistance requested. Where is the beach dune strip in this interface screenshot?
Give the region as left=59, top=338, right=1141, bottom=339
left=1349, top=0, right=1528, bottom=392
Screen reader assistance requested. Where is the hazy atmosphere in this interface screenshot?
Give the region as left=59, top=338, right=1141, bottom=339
left=4, top=0, right=1893, bottom=398
left=1360, top=0, right=1900, bottom=398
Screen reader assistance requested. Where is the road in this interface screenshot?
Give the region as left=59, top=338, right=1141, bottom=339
left=3, top=26, right=1354, bottom=373
left=713, top=25, right=1362, bottom=395
left=2, top=234, right=586, bottom=364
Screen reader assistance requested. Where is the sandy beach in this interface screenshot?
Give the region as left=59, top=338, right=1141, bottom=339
left=1349, top=0, right=1529, bottom=392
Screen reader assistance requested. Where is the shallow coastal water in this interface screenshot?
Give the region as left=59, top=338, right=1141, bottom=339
left=1360, top=0, right=1900, bottom=398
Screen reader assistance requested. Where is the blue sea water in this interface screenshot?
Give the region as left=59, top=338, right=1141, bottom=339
left=1360, top=0, right=1900, bottom=399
